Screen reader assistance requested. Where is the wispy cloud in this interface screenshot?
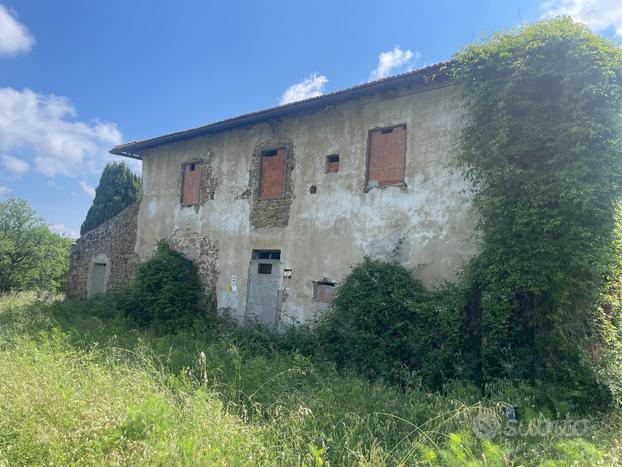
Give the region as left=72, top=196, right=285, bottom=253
left=0, top=4, right=34, bottom=57
left=0, top=185, right=11, bottom=196
left=79, top=180, right=96, bottom=198
left=47, top=180, right=64, bottom=191
left=541, top=0, right=622, bottom=38
left=49, top=223, right=79, bottom=239
left=369, top=46, right=420, bottom=81
left=1, top=154, right=29, bottom=175
left=0, top=87, right=124, bottom=178
left=280, top=73, right=328, bottom=105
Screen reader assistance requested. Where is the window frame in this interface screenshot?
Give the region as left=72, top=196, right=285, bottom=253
left=258, top=147, right=288, bottom=200
left=325, top=154, right=340, bottom=174
left=364, top=123, right=407, bottom=191
left=180, top=160, right=202, bottom=207
left=252, top=250, right=281, bottom=260
left=313, top=280, right=336, bottom=304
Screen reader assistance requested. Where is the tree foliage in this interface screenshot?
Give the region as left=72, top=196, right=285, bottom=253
left=80, top=162, right=141, bottom=235
left=0, top=198, right=72, bottom=293
left=452, top=18, right=622, bottom=403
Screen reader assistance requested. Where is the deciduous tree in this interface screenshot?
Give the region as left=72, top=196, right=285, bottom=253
left=0, top=198, right=72, bottom=292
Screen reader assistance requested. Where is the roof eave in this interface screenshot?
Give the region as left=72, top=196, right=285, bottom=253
left=109, top=148, right=142, bottom=159
left=110, top=61, right=451, bottom=159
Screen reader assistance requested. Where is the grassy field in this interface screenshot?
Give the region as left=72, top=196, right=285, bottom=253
left=0, top=293, right=621, bottom=465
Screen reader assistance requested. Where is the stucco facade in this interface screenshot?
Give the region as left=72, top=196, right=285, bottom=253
left=130, top=80, right=477, bottom=326
left=70, top=65, right=478, bottom=327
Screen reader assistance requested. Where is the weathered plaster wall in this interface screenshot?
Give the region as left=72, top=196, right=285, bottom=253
left=135, top=84, right=478, bottom=326
left=68, top=203, right=140, bottom=299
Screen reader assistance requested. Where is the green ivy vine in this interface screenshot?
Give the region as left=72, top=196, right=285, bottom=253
left=452, top=17, right=622, bottom=406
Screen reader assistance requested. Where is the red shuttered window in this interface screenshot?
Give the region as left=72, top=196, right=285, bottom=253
left=367, top=125, right=406, bottom=187
left=182, top=162, right=200, bottom=205
left=259, top=148, right=286, bottom=199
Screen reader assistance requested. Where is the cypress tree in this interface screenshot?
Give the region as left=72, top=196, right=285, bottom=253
left=80, top=162, right=141, bottom=235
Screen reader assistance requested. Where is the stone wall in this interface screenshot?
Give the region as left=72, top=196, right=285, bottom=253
left=67, top=203, right=140, bottom=299
left=168, top=226, right=220, bottom=297
left=176, top=152, right=219, bottom=208
left=248, top=138, right=296, bottom=229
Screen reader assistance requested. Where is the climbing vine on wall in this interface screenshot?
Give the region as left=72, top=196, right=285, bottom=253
left=452, top=18, right=622, bottom=405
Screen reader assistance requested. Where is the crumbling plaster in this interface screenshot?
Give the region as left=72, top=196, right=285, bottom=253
left=135, top=84, right=478, bottom=325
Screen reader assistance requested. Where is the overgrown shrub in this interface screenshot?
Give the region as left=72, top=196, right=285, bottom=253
left=452, top=18, right=622, bottom=407
left=316, top=258, right=467, bottom=388
left=123, top=241, right=208, bottom=332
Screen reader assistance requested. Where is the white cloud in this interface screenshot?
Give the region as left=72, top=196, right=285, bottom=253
left=49, top=223, right=79, bottom=239
left=280, top=73, right=328, bottom=105
left=0, top=185, right=10, bottom=196
left=542, top=0, right=622, bottom=37
left=1, top=154, right=29, bottom=175
left=0, top=87, right=123, bottom=177
left=79, top=180, right=96, bottom=198
left=369, top=46, right=420, bottom=81
left=0, top=4, right=34, bottom=57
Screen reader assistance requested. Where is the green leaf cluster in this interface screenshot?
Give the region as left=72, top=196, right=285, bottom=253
left=80, top=161, right=141, bottom=235
left=316, top=258, right=468, bottom=387
left=122, top=240, right=208, bottom=333
left=452, top=17, right=622, bottom=404
left=0, top=198, right=72, bottom=293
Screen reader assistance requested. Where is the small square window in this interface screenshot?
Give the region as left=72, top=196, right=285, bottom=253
left=258, top=263, right=272, bottom=274
left=313, top=280, right=336, bottom=304
left=326, top=154, right=340, bottom=173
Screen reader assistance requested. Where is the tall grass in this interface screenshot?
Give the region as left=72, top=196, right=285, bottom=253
left=0, top=293, right=620, bottom=465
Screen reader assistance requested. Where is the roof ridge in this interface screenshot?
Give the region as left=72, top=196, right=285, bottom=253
left=111, top=61, right=451, bottom=159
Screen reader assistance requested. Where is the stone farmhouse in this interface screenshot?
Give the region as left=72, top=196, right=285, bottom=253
left=68, top=63, right=477, bottom=328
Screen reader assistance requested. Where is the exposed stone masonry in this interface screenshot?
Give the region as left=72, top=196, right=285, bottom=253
left=177, top=152, right=219, bottom=210
left=248, top=138, right=295, bottom=229
left=169, top=226, right=220, bottom=297
left=67, top=203, right=140, bottom=299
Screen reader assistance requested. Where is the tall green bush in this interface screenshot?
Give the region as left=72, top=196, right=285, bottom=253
left=316, top=258, right=467, bottom=388
left=452, top=18, right=622, bottom=404
left=124, top=241, right=206, bottom=332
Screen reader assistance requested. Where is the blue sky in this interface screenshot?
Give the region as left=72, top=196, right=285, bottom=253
left=0, top=0, right=620, bottom=238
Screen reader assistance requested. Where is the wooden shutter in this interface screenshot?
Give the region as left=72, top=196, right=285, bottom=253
left=367, top=125, right=406, bottom=187
left=259, top=148, right=286, bottom=198
left=182, top=163, right=200, bottom=205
